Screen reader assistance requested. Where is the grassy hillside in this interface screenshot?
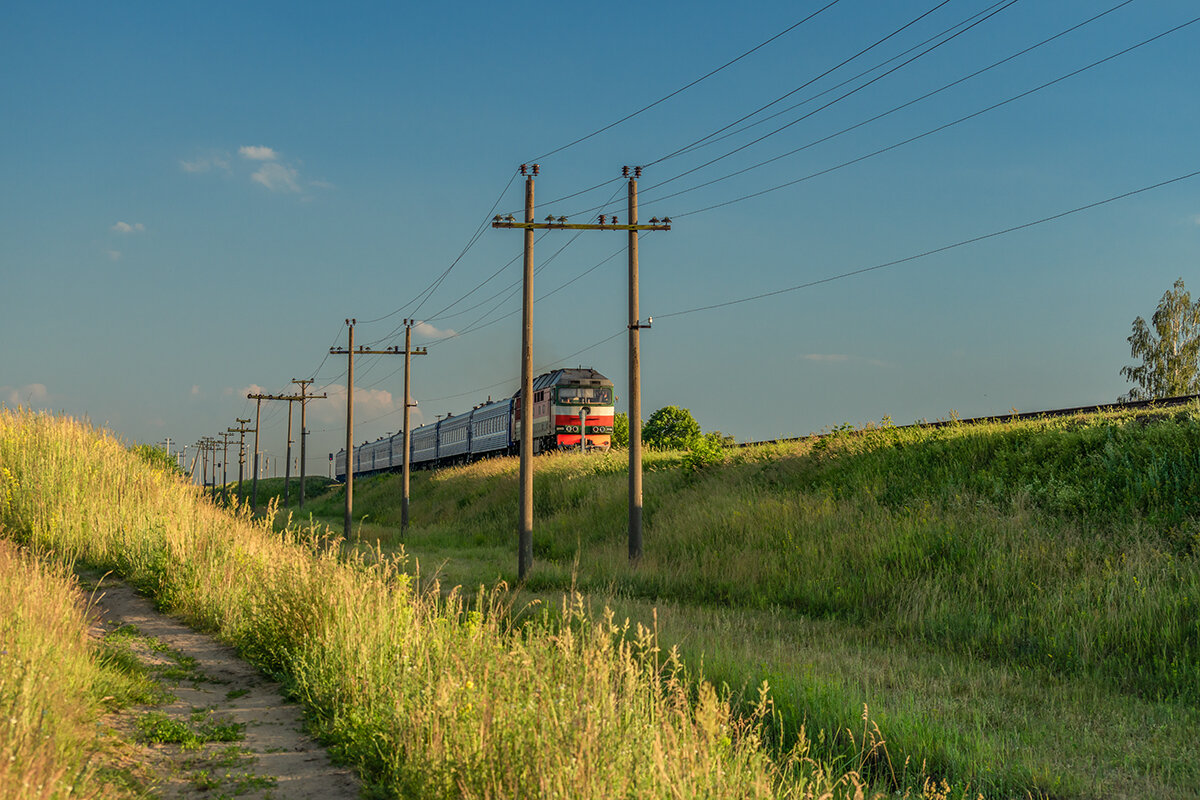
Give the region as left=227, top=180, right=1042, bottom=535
left=294, top=404, right=1200, bottom=799
left=0, top=409, right=897, bottom=800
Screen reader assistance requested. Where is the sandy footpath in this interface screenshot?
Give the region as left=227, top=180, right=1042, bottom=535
left=87, top=577, right=362, bottom=799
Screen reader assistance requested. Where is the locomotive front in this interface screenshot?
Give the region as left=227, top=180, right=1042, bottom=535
left=550, top=369, right=615, bottom=451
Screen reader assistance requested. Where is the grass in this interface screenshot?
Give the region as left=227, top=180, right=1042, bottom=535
left=0, top=538, right=154, bottom=800
left=291, top=404, right=1200, bottom=798
left=135, top=709, right=244, bottom=749
left=0, top=409, right=898, bottom=799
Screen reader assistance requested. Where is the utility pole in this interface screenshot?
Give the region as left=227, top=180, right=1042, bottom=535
left=291, top=379, right=327, bottom=510
left=329, top=319, right=405, bottom=539
left=493, top=165, right=670, bottom=571
left=399, top=320, right=428, bottom=533
left=249, top=396, right=263, bottom=508
left=218, top=431, right=236, bottom=505
left=247, top=391, right=305, bottom=507
left=228, top=419, right=252, bottom=504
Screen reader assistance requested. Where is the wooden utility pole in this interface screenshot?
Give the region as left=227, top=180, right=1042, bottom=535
left=218, top=431, right=237, bottom=505
left=329, top=319, right=405, bottom=539
left=399, top=320, right=428, bottom=533
left=492, top=165, right=670, bottom=571
left=250, top=397, right=263, bottom=508
left=228, top=419, right=252, bottom=504
left=291, top=379, right=327, bottom=510
left=247, top=391, right=305, bottom=508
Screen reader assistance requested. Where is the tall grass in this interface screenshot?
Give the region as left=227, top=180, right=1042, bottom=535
left=0, top=539, right=123, bottom=799
left=314, top=409, right=1200, bottom=706
left=0, top=409, right=928, bottom=799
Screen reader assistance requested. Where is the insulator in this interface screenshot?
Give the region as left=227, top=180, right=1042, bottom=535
left=622, top=166, right=630, bottom=177
left=635, top=166, right=642, bottom=178
left=520, top=164, right=527, bottom=175
left=532, top=163, right=540, bottom=175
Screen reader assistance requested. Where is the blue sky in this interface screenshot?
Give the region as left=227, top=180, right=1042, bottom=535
left=3, top=1, right=1198, bottom=476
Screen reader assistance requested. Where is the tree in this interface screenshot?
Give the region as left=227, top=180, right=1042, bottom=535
left=642, top=406, right=701, bottom=450
left=611, top=412, right=630, bottom=448
left=1121, top=278, right=1200, bottom=401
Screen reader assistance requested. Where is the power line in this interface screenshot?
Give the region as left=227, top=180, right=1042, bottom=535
left=646, top=0, right=962, bottom=168
left=641, top=0, right=1139, bottom=212
left=657, top=167, right=1200, bottom=320
left=652, top=0, right=1023, bottom=163
left=528, top=0, right=846, bottom=162
left=667, top=13, right=1200, bottom=219
left=644, top=0, right=1021, bottom=195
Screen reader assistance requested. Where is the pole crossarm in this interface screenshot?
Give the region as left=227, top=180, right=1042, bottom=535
left=329, top=346, right=409, bottom=356
left=247, top=393, right=305, bottom=402
left=492, top=220, right=670, bottom=232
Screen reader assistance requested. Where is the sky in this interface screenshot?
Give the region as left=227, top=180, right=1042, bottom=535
left=3, top=0, right=1199, bottom=478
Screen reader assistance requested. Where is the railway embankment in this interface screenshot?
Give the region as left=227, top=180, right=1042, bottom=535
left=290, top=401, right=1200, bottom=799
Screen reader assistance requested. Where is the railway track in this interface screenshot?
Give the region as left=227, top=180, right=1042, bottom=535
left=736, top=393, right=1200, bottom=449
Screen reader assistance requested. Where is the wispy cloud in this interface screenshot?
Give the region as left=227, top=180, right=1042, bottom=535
left=111, top=221, right=145, bottom=234
left=250, top=161, right=302, bottom=193
left=1, top=383, right=50, bottom=408
left=191, top=385, right=202, bottom=397
left=106, top=250, right=122, bottom=261
left=414, top=321, right=458, bottom=340
left=239, top=145, right=278, bottom=161
left=179, top=152, right=231, bottom=173
left=310, top=384, right=394, bottom=424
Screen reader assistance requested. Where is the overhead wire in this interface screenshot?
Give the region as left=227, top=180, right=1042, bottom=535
left=646, top=0, right=962, bottom=168
left=528, top=0, right=846, bottom=162
left=657, top=167, right=1200, bottom=320
left=638, top=0, right=1139, bottom=211
left=666, top=13, right=1200, bottom=219
left=654, top=0, right=1020, bottom=163
left=642, top=0, right=1022, bottom=196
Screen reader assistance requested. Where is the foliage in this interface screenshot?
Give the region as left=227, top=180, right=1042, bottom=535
left=642, top=405, right=701, bottom=450
left=612, top=412, right=629, bottom=449
left=131, top=443, right=185, bottom=477
left=681, top=432, right=728, bottom=472
left=1121, top=277, right=1200, bottom=400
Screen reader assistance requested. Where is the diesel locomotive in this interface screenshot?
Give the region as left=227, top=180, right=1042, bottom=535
left=333, top=367, right=614, bottom=481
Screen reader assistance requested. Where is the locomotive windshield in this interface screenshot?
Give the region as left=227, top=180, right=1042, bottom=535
left=557, top=385, right=612, bottom=405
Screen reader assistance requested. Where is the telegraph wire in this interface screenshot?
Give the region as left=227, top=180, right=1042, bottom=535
left=355, top=169, right=520, bottom=331
left=657, top=0, right=1040, bottom=162
left=642, top=0, right=1140, bottom=211
left=647, top=0, right=963, bottom=168
left=644, top=0, right=1021, bottom=195
left=528, top=0, right=845, bottom=163
left=658, top=167, right=1200, bottom=320
left=666, top=13, right=1200, bottom=219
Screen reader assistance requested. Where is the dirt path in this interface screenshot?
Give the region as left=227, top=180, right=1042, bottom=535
left=86, top=576, right=362, bottom=799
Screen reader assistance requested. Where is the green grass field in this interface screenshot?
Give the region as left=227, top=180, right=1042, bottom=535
left=288, top=405, right=1200, bottom=799
left=5, top=405, right=1200, bottom=798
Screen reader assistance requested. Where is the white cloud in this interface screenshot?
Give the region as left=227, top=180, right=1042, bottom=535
left=250, top=162, right=302, bottom=193
left=180, top=153, right=231, bottom=173
left=414, top=321, right=458, bottom=340
left=1, top=383, right=49, bottom=408
left=309, top=384, right=395, bottom=424
left=191, top=385, right=202, bottom=397
left=111, top=221, right=145, bottom=234
left=106, top=250, right=122, bottom=261
left=239, top=145, right=278, bottom=161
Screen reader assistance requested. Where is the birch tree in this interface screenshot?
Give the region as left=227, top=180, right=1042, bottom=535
left=1120, top=278, right=1200, bottom=400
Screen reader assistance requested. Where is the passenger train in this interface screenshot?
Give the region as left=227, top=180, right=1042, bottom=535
left=333, top=367, right=614, bottom=481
